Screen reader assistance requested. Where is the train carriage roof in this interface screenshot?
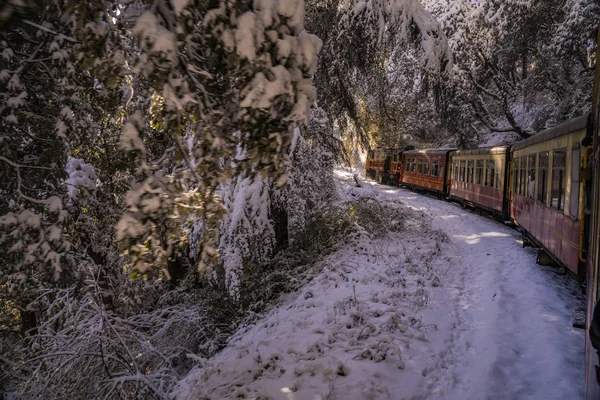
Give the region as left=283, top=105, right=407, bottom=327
left=403, top=148, right=456, bottom=156
left=450, top=146, right=510, bottom=156
left=512, top=114, right=588, bottom=151
left=371, top=147, right=401, bottom=154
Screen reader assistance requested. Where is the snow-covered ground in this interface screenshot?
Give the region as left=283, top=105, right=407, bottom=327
left=174, top=169, right=585, bottom=400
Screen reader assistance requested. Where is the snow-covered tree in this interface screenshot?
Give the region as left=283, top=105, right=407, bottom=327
left=114, top=0, right=323, bottom=278
left=423, top=0, right=600, bottom=145
left=306, top=0, right=451, bottom=151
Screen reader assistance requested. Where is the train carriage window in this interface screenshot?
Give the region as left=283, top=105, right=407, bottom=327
left=514, top=157, right=520, bottom=194
left=496, top=159, right=502, bottom=188
left=417, top=158, right=423, bottom=174
left=459, top=160, right=466, bottom=181
left=485, top=159, right=495, bottom=187
left=551, top=149, right=566, bottom=211
left=452, top=160, right=458, bottom=180
left=538, top=151, right=549, bottom=204
left=423, top=159, right=430, bottom=176
left=570, top=146, right=581, bottom=218
left=520, top=157, right=527, bottom=195
left=432, top=159, right=440, bottom=177
left=516, top=157, right=523, bottom=195
left=411, top=158, right=416, bottom=173
left=467, top=160, right=474, bottom=183
left=527, top=154, right=536, bottom=199
left=405, top=158, right=410, bottom=172
left=475, top=160, right=484, bottom=185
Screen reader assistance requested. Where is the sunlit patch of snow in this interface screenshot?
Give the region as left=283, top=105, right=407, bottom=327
left=541, top=313, right=559, bottom=322
left=439, top=214, right=458, bottom=220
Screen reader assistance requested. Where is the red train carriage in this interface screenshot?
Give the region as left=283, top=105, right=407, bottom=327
left=510, top=115, right=588, bottom=277
left=365, top=148, right=402, bottom=184
left=401, top=149, right=454, bottom=196
left=365, top=148, right=386, bottom=181
left=448, top=146, right=511, bottom=218
left=389, top=151, right=403, bottom=185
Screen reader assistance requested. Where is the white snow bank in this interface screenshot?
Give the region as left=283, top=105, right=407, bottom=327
left=173, top=170, right=585, bottom=400
left=173, top=170, right=449, bottom=399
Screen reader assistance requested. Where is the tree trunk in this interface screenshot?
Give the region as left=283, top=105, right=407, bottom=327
left=86, top=245, right=114, bottom=310
left=167, top=248, right=189, bottom=288
left=270, top=188, right=289, bottom=252
left=20, top=310, right=37, bottom=335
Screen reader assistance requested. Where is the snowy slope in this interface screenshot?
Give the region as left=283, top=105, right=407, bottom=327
left=173, top=170, right=584, bottom=400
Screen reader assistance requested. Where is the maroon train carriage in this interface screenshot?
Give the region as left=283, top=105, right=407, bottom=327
left=389, top=151, right=404, bottom=185
left=448, top=146, right=511, bottom=219
left=401, top=149, right=454, bottom=196
left=365, top=147, right=401, bottom=184
left=510, top=115, right=588, bottom=277
left=365, top=148, right=387, bottom=181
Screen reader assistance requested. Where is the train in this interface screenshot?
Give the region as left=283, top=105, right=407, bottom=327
left=365, top=114, right=591, bottom=279
left=366, top=66, right=600, bottom=398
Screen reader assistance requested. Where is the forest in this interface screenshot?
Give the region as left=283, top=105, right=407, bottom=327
left=1, top=0, right=599, bottom=398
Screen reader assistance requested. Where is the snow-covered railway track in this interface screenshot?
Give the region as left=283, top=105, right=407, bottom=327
left=388, top=183, right=585, bottom=400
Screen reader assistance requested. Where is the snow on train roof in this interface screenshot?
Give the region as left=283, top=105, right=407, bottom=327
left=450, top=146, right=510, bottom=156
left=403, top=148, right=456, bottom=156
left=512, top=114, right=588, bottom=151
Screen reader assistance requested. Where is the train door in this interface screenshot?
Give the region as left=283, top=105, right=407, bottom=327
left=397, top=152, right=404, bottom=185
left=382, top=154, right=392, bottom=184
left=502, top=150, right=512, bottom=218
left=585, top=26, right=600, bottom=400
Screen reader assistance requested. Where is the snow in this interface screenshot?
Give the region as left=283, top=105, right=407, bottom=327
left=133, top=12, right=178, bottom=67
left=236, top=12, right=257, bottom=62
left=65, top=157, right=97, bottom=200
left=45, top=196, right=63, bottom=213
left=17, top=210, right=41, bottom=229
left=297, top=32, right=322, bottom=76
left=115, top=214, right=146, bottom=242
left=172, top=0, right=190, bottom=15
left=240, top=67, right=293, bottom=110
left=120, top=119, right=146, bottom=155
left=7, top=91, right=26, bottom=108
left=219, top=175, right=275, bottom=297
left=173, top=169, right=584, bottom=399
left=276, top=35, right=295, bottom=62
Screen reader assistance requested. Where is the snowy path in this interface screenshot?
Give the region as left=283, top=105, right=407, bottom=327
left=386, top=186, right=585, bottom=400
left=174, top=172, right=585, bottom=400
